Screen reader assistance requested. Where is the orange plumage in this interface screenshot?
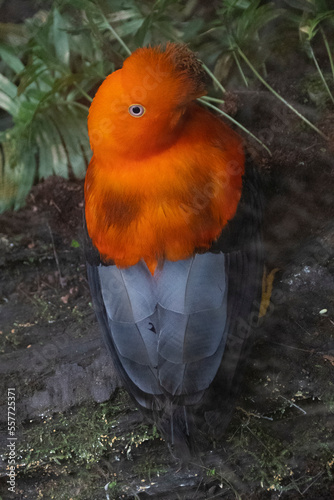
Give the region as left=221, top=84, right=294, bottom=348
left=85, top=43, right=244, bottom=273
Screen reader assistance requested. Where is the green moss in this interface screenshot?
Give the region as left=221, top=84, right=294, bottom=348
left=11, top=391, right=166, bottom=499
left=19, top=392, right=134, bottom=471
left=0, top=326, right=21, bottom=352
left=17, top=390, right=161, bottom=470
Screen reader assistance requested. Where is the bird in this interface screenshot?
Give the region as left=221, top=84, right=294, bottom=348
left=84, top=43, right=263, bottom=457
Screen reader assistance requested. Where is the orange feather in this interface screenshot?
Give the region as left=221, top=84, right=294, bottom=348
left=85, top=43, right=244, bottom=274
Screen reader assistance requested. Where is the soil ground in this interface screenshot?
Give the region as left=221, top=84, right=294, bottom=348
left=0, top=40, right=334, bottom=500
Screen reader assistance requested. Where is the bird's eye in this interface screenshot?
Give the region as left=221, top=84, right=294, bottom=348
left=128, top=104, right=145, bottom=117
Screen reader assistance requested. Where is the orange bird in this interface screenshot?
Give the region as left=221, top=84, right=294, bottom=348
left=84, top=43, right=263, bottom=454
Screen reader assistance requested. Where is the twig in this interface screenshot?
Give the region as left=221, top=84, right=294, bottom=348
left=236, top=406, right=273, bottom=421
left=73, top=83, right=93, bottom=104
left=244, top=424, right=275, bottom=457
left=295, top=320, right=311, bottom=336
left=301, top=470, right=324, bottom=495
left=237, top=47, right=329, bottom=140
left=49, top=199, right=62, bottom=213
left=17, top=283, right=40, bottom=304
left=202, top=62, right=226, bottom=94
left=309, top=44, right=334, bottom=105
left=278, top=395, right=307, bottom=415
left=233, top=51, right=249, bottom=88
left=321, top=27, right=334, bottom=82
left=201, top=95, right=225, bottom=104
left=267, top=340, right=314, bottom=354
left=100, top=11, right=131, bottom=56
left=47, top=223, right=66, bottom=288
left=198, top=97, right=272, bottom=155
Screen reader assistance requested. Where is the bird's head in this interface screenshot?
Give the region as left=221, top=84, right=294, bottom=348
left=88, top=43, right=207, bottom=160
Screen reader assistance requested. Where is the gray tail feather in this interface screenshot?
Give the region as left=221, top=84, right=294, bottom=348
left=156, top=404, right=194, bottom=461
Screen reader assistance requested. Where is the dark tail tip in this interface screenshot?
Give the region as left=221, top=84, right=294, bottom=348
left=158, top=405, right=193, bottom=461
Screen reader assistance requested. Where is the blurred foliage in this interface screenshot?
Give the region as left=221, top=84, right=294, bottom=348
left=0, top=0, right=333, bottom=212
left=288, top=0, right=334, bottom=105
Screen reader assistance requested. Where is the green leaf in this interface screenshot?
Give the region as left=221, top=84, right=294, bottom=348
left=53, top=8, right=70, bottom=67
left=0, top=43, right=25, bottom=73
left=16, top=101, right=38, bottom=125
left=25, top=87, right=48, bottom=102
left=134, top=17, right=152, bottom=46
left=35, top=125, right=56, bottom=180
left=0, top=140, right=18, bottom=212
left=0, top=72, right=22, bottom=116
left=0, top=73, right=18, bottom=99
left=182, top=18, right=205, bottom=42
left=283, top=0, right=316, bottom=13
left=51, top=106, right=89, bottom=179
left=0, top=90, right=19, bottom=116
left=13, top=148, right=37, bottom=210
left=0, top=21, right=28, bottom=46
left=71, top=239, right=80, bottom=248
left=36, top=117, right=69, bottom=179
left=17, top=61, right=52, bottom=96
left=65, top=105, right=90, bottom=143
left=0, top=137, right=38, bottom=212
left=62, top=131, right=87, bottom=178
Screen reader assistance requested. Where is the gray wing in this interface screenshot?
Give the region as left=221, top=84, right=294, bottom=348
left=89, top=252, right=229, bottom=410
left=156, top=253, right=228, bottom=397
